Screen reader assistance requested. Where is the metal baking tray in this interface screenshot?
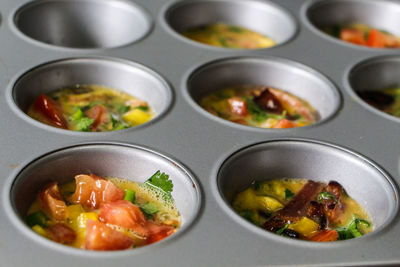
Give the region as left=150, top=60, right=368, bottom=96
left=0, top=0, right=399, bottom=266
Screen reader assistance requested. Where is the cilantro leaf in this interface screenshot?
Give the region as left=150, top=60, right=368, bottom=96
left=75, top=117, right=94, bottom=131
left=285, top=189, right=294, bottom=200
left=145, top=171, right=173, bottom=200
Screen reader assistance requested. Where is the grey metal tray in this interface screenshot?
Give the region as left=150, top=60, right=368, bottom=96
left=0, top=0, right=399, bottom=266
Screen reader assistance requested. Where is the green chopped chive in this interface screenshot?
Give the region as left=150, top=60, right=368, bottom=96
left=123, top=189, right=136, bottom=203
left=317, top=192, right=338, bottom=203
left=335, top=215, right=371, bottom=240
left=135, top=106, right=149, bottom=111
left=26, top=211, right=48, bottom=227
left=276, top=223, right=289, bottom=235
left=228, top=26, right=243, bottom=33
left=140, top=202, right=160, bottom=219
left=285, top=189, right=295, bottom=200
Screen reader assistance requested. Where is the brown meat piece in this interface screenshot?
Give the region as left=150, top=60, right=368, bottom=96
left=47, top=223, right=76, bottom=244
left=253, top=88, right=284, bottom=114
left=276, top=180, right=324, bottom=222
left=320, top=181, right=345, bottom=224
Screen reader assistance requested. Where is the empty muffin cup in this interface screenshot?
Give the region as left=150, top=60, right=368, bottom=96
left=12, top=0, right=152, bottom=49
left=5, top=143, right=201, bottom=253
left=163, top=0, right=297, bottom=49
left=304, top=0, right=400, bottom=49
left=347, top=55, right=400, bottom=122
left=216, top=139, right=398, bottom=242
left=7, top=57, right=172, bottom=133
left=184, top=56, right=340, bottom=129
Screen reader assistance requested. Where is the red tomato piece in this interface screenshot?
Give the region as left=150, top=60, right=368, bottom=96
left=47, top=223, right=76, bottom=244
left=145, top=221, right=175, bottom=244
left=272, top=119, right=297, bottom=129
left=33, top=94, right=68, bottom=129
left=366, top=29, right=386, bottom=48
left=340, top=28, right=366, bottom=46
left=69, top=174, right=125, bottom=209
left=99, top=200, right=148, bottom=237
left=39, top=182, right=67, bottom=221
left=309, top=229, right=339, bottom=242
left=85, top=105, right=107, bottom=130
left=85, top=220, right=134, bottom=250
left=227, top=97, right=248, bottom=116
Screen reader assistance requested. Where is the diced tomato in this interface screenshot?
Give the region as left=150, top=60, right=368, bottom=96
left=99, top=200, right=148, bottom=237
left=69, top=174, right=124, bottom=209
left=366, top=29, right=386, bottom=48
left=47, top=223, right=76, bottom=244
left=85, top=220, right=134, bottom=250
left=272, top=119, right=297, bottom=129
left=309, top=229, right=339, bottom=242
left=33, top=94, right=68, bottom=129
left=85, top=105, right=107, bottom=130
left=145, top=221, right=175, bottom=244
left=39, top=182, right=67, bottom=221
left=340, top=28, right=366, bottom=46
left=227, top=97, right=248, bottom=116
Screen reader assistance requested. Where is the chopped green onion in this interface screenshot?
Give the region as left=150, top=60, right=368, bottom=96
left=276, top=224, right=289, bottom=235
left=140, top=202, right=159, bottom=219
left=26, top=211, right=48, bottom=227
left=75, top=117, right=94, bottom=131
left=123, top=189, right=136, bottom=203
left=238, top=210, right=260, bottom=226
left=318, top=192, right=338, bottom=203
left=135, top=106, right=149, bottom=111
left=71, top=108, right=84, bottom=121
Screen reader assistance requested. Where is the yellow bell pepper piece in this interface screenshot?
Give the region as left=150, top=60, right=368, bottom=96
left=288, top=217, right=319, bottom=238
left=122, top=109, right=152, bottom=125
left=32, top=225, right=47, bottom=237
left=233, top=188, right=283, bottom=212
left=77, top=212, right=98, bottom=230
left=66, top=204, right=85, bottom=231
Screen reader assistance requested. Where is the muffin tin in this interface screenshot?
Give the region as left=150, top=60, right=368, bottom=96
left=0, top=0, right=399, bottom=266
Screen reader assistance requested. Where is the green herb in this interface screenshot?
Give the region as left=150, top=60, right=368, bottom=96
left=238, top=210, right=260, bottom=226
left=118, top=104, right=131, bottom=113
left=145, top=171, right=173, bottom=200
left=110, top=115, right=127, bottom=131
left=317, top=192, right=338, bottom=203
left=140, top=202, right=159, bottom=219
left=244, top=97, right=268, bottom=122
left=75, top=117, right=94, bottom=131
left=285, top=189, right=295, bottom=200
left=123, top=189, right=136, bottom=203
left=336, top=215, right=371, bottom=240
left=276, top=223, right=289, bottom=235
left=228, top=26, right=243, bottom=33
left=26, top=211, right=48, bottom=228
left=219, top=36, right=229, bottom=47
left=253, top=181, right=261, bottom=191
left=70, top=108, right=84, bottom=121
left=135, top=106, right=149, bottom=111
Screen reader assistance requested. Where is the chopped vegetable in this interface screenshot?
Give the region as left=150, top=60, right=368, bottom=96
left=233, top=178, right=372, bottom=242
left=28, top=85, right=154, bottom=132
left=201, top=86, right=317, bottom=129
left=145, top=171, right=173, bottom=200
left=123, top=189, right=136, bottom=203
left=26, top=211, right=48, bottom=227
left=182, top=23, right=275, bottom=49
left=318, top=192, right=338, bottom=203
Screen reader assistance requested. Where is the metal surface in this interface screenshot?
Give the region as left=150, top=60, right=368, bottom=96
left=0, top=0, right=399, bottom=266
